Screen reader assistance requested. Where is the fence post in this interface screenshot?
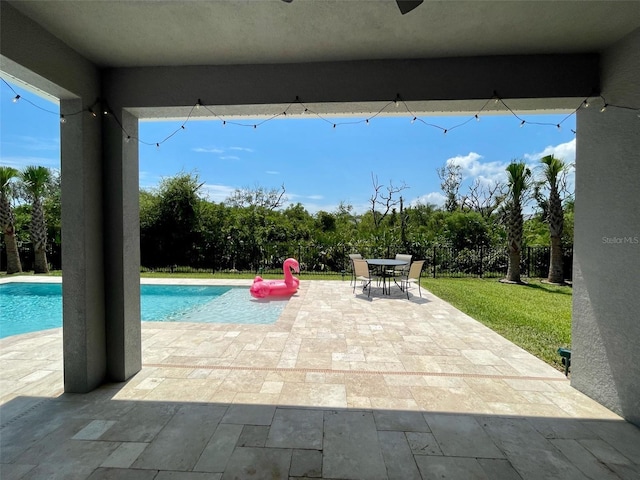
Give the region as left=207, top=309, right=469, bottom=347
left=432, top=246, right=437, bottom=278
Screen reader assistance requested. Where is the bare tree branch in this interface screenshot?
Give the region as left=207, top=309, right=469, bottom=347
left=369, top=172, right=409, bottom=228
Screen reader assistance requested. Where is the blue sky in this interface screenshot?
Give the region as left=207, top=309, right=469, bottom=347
left=2, top=79, right=576, bottom=214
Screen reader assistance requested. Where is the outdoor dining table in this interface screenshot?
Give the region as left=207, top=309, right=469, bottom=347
left=366, top=258, right=408, bottom=295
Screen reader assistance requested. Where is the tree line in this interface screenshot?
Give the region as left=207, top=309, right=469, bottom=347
left=1, top=156, right=572, bottom=283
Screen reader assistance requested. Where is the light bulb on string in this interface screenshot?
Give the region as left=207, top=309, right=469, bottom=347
left=411, top=117, right=416, bottom=124
left=582, top=100, right=590, bottom=108
left=443, top=129, right=448, bottom=135
left=475, top=114, right=480, bottom=122
left=59, top=114, right=66, bottom=124
left=125, top=135, right=131, bottom=143
left=365, top=119, right=370, bottom=126
left=520, top=120, right=525, bottom=128
left=600, top=104, right=608, bottom=113
left=156, top=143, right=160, bottom=150
left=556, top=124, right=561, bottom=131
left=89, top=108, right=97, bottom=118
left=196, top=99, right=202, bottom=109
left=12, top=95, right=21, bottom=103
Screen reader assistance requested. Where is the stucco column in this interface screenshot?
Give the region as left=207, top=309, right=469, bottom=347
left=61, top=98, right=107, bottom=392
left=572, top=29, right=640, bottom=425
left=103, top=108, right=142, bottom=381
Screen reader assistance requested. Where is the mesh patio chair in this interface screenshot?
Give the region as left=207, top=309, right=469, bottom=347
left=400, top=260, right=425, bottom=299
left=387, top=253, right=412, bottom=282
left=348, top=253, right=363, bottom=286
left=352, top=258, right=376, bottom=297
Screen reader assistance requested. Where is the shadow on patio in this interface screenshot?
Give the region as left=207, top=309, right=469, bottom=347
left=1, top=391, right=639, bottom=480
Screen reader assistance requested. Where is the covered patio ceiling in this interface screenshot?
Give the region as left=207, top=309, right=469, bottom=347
left=7, top=0, right=640, bottom=68
left=5, top=1, right=640, bottom=119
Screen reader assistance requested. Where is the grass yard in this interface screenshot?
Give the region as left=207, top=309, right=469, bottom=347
left=420, top=277, right=572, bottom=371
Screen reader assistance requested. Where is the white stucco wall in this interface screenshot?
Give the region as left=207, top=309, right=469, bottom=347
left=572, top=28, right=640, bottom=425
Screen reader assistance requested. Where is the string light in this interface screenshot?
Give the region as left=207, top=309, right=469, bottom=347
left=4, top=76, right=638, bottom=149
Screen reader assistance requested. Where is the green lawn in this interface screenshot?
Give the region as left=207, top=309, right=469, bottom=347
left=420, top=277, right=572, bottom=371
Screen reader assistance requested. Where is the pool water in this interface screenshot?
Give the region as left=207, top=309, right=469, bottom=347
left=0, top=283, right=287, bottom=339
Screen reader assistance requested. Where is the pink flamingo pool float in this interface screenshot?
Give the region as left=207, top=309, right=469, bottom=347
left=250, top=258, right=300, bottom=299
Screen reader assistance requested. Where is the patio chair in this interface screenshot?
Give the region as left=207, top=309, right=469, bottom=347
left=387, top=253, right=412, bottom=280
left=400, top=260, right=425, bottom=299
left=352, top=258, right=375, bottom=297
left=348, top=253, right=363, bottom=286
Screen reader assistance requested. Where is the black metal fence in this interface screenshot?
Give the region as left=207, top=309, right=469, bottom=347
left=1, top=241, right=572, bottom=281
left=141, top=243, right=573, bottom=281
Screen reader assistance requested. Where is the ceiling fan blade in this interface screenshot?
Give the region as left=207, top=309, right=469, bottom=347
left=396, top=0, right=423, bottom=15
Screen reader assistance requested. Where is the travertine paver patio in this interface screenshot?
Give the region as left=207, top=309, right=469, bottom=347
left=1, top=277, right=639, bottom=479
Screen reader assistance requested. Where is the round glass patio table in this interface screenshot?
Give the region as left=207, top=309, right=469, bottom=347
left=366, top=259, right=408, bottom=294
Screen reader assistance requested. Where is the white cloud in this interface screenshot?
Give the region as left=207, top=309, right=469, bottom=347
left=192, top=147, right=223, bottom=154
left=0, top=155, right=60, bottom=169
left=524, top=138, right=576, bottom=165
left=219, top=155, right=240, bottom=161
left=230, top=147, right=254, bottom=152
left=200, top=183, right=236, bottom=203
left=446, top=152, right=506, bottom=185
left=13, top=135, right=60, bottom=151
left=265, top=170, right=280, bottom=175
left=288, top=192, right=324, bottom=201
left=410, top=192, right=446, bottom=207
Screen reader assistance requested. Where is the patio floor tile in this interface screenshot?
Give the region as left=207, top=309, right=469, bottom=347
left=1, top=278, right=637, bottom=479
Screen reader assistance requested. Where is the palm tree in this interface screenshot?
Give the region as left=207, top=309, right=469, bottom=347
left=20, top=166, right=51, bottom=274
left=0, top=166, right=23, bottom=274
left=540, top=155, right=567, bottom=284
left=503, top=161, right=532, bottom=284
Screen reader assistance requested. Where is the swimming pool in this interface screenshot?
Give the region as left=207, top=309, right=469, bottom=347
left=0, top=282, right=287, bottom=339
